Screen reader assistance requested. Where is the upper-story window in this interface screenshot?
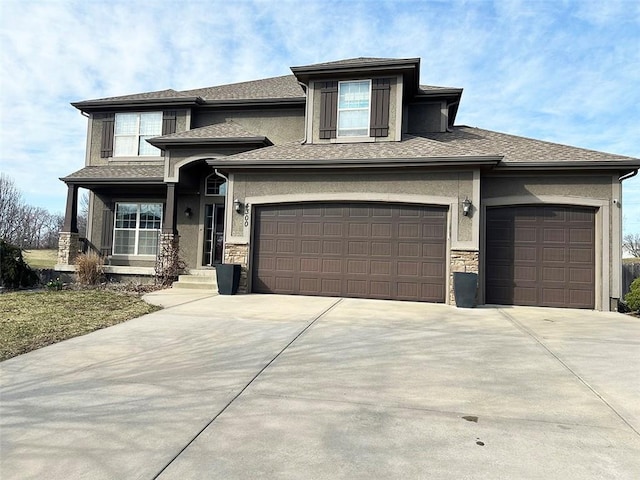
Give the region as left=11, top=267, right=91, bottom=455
left=114, top=112, right=162, bottom=156
left=337, top=80, right=371, bottom=137
left=205, top=174, right=227, bottom=196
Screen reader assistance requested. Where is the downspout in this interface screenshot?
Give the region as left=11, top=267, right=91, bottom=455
left=619, top=169, right=638, bottom=182
left=297, top=81, right=308, bottom=144
left=214, top=169, right=231, bottom=264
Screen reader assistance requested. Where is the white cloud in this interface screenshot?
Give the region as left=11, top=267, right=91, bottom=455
left=0, top=0, right=638, bottom=230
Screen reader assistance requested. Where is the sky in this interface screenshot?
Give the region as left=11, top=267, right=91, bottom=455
left=1, top=0, right=639, bottom=235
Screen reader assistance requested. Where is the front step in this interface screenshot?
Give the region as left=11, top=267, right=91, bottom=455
left=172, top=270, right=218, bottom=291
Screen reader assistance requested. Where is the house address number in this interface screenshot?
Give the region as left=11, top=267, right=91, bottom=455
left=244, top=203, right=251, bottom=228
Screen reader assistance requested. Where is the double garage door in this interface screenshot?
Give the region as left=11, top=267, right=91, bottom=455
left=252, top=203, right=447, bottom=302
left=486, top=205, right=595, bottom=309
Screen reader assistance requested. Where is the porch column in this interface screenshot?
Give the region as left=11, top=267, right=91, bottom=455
left=157, top=182, right=181, bottom=282
left=57, top=183, right=80, bottom=265
left=62, top=183, right=78, bottom=233
left=163, top=182, right=177, bottom=234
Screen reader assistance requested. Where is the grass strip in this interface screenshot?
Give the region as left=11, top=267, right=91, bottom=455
left=0, top=290, right=161, bottom=361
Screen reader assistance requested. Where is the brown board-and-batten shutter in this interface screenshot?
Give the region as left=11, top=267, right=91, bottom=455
left=160, top=111, right=177, bottom=157
left=100, top=113, right=115, bottom=158
left=370, top=78, right=391, bottom=137
left=100, top=203, right=115, bottom=257
left=162, top=111, right=177, bottom=135
left=319, top=81, right=338, bottom=139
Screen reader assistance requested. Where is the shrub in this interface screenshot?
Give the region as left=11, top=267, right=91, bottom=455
left=75, top=253, right=104, bottom=285
left=0, top=239, right=38, bottom=289
left=624, top=277, right=640, bottom=312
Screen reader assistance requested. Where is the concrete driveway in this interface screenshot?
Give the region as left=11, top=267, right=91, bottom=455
left=1, top=293, right=639, bottom=479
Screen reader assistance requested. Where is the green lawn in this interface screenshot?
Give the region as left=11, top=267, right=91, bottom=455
left=0, top=289, right=161, bottom=361
left=23, top=249, right=58, bottom=269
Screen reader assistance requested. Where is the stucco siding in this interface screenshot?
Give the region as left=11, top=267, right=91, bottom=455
left=230, top=170, right=474, bottom=245
left=192, top=109, right=304, bottom=145
left=482, top=175, right=612, bottom=201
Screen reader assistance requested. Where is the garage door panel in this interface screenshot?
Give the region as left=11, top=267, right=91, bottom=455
left=398, top=224, right=420, bottom=238
left=570, top=228, right=593, bottom=243
left=348, top=223, right=370, bottom=237
left=299, top=277, right=320, bottom=294
left=570, top=248, right=593, bottom=263
left=348, top=241, right=369, bottom=255
left=301, top=240, right=320, bottom=254
left=514, top=246, right=537, bottom=261
left=423, top=243, right=445, bottom=259
left=515, top=227, right=537, bottom=242
left=322, top=259, right=342, bottom=274
left=542, top=247, right=566, bottom=262
left=486, top=205, right=594, bottom=309
left=253, top=202, right=447, bottom=302
left=300, top=258, right=320, bottom=273
left=371, top=242, right=391, bottom=256
left=371, top=261, right=391, bottom=275
left=322, top=241, right=342, bottom=254
left=346, top=259, right=368, bottom=275
left=371, top=223, right=392, bottom=237
left=398, top=242, right=420, bottom=257
left=301, top=222, right=321, bottom=236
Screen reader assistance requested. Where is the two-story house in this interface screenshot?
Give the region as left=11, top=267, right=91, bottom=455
left=57, top=57, right=640, bottom=310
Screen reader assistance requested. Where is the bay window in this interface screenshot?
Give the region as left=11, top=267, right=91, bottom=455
left=113, top=203, right=162, bottom=255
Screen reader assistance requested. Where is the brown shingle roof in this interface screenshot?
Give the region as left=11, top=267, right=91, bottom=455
left=61, top=165, right=164, bottom=183
left=181, top=75, right=304, bottom=101
left=153, top=121, right=261, bottom=140
left=215, top=126, right=638, bottom=167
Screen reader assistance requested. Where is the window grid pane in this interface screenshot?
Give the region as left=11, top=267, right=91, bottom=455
left=113, top=202, right=162, bottom=255
left=338, top=80, right=370, bottom=137
left=114, top=112, right=162, bottom=156
left=115, top=114, right=138, bottom=135
left=114, top=230, right=136, bottom=255
left=114, top=136, right=137, bottom=156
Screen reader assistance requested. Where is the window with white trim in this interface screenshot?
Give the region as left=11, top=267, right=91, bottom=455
left=205, top=174, right=227, bottom=196
left=337, top=80, right=371, bottom=137
left=113, top=203, right=162, bottom=255
left=114, top=112, right=162, bottom=156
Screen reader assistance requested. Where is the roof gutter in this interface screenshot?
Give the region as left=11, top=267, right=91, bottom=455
left=619, top=169, right=638, bottom=182
left=206, top=155, right=502, bottom=170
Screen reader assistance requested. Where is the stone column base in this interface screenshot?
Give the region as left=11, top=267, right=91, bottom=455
left=224, top=243, right=249, bottom=293
left=449, top=249, right=479, bottom=305
left=58, top=232, right=80, bottom=265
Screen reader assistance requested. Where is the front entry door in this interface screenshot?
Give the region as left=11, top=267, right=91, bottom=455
left=203, top=204, right=225, bottom=266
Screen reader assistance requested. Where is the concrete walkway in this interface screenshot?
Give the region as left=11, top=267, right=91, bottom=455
left=1, top=292, right=639, bottom=479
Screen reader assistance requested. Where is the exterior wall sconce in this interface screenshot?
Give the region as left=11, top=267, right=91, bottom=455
left=234, top=198, right=244, bottom=214
left=462, top=198, right=472, bottom=216
left=184, top=207, right=192, bottom=218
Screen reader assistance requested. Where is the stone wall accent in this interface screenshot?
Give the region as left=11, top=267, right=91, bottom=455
left=155, top=233, right=180, bottom=281
left=57, top=232, right=80, bottom=265
left=224, top=243, right=249, bottom=293
left=449, top=249, right=479, bottom=305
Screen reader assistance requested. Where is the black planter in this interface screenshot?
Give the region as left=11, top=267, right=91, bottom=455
left=453, top=272, right=478, bottom=308
left=216, top=264, right=241, bottom=295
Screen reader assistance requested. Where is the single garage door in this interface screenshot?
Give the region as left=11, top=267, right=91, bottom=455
left=252, top=202, right=447, bottom=302
left=486, top=205, right=595, bottom=309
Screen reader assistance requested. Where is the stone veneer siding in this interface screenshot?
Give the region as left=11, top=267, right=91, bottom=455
left=58, top=232, right=80, bottom=265
left=224, top=243, right=249, bottom=293
left=449, top=249, right=479, bottom=305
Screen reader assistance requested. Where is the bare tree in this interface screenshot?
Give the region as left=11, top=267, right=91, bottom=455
left=78, top=190, right=89, bottom=238
left=0, top=173, right=66, bottom=249
left=0, top=173, right=24, bottom=243
left=623, top=233, right=640, bottom=258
